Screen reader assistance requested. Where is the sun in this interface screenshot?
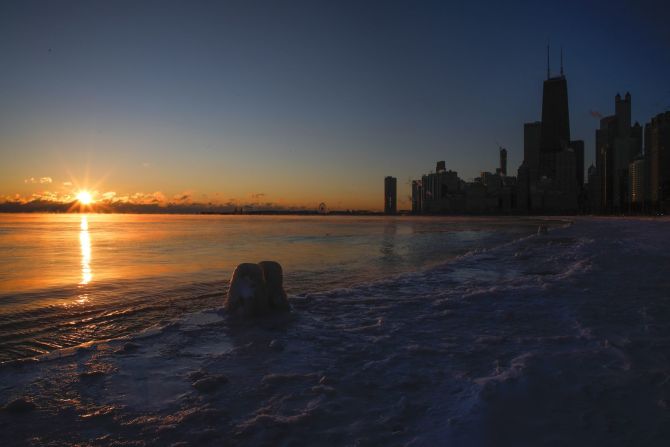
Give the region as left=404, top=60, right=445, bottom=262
left=76, top=191, right=93, bottom=205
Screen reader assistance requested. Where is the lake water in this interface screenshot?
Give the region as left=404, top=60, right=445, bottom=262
left=2, top=216, right=670, bottom=445
left=0, top=213, right=554, bottom=362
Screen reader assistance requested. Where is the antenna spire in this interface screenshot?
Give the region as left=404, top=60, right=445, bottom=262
left=546, top=42, right=550, bottom=80
left=560, top=47, right=564, bottom=76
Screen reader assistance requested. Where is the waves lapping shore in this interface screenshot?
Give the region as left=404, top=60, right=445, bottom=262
left=1, top=218, right=669, bottom=446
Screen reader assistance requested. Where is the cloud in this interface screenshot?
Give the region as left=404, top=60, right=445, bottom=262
left=24, top=177, right=53, bottom=184
left=251, top=192, right=267, bottom=199
left=62, top=181, right=72, bottom=187
left=0, top=189, right=323, bottom=214
left=172, top=193, right=192, bottom=203
left=142, top=162, right=151, bottom=168
left=125, top=191, right=168, bottom=205
left=589, top=109, right=603, bottom=119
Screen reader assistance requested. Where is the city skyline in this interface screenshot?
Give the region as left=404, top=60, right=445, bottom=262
left=1, top=0, right=670, bottom=211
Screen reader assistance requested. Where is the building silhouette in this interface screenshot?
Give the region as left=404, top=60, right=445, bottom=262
left=411, top=180, right=422, bottom=213
left=628, top=156, right=647, bottom=208
left=646, top=111, right=670, bottom=213
left=499, top=147, right=508, bottom=176
left=419, top=162, right=464, bottom=213
left=384, top=176, right=397, bottom=214
left=540, top=78, right=570, bottom=179
left=410, top=150, right=517, bottom=215
left=592, top=93, right=643, bottom=212
left=523, top=121, right=542, bottom=182
left=403, top=49, right=667, bottom=216
left=516, top=48, right=582, bottom=214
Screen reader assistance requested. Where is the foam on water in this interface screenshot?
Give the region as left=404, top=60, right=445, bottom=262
left=1, top=217, right=669, bottom=446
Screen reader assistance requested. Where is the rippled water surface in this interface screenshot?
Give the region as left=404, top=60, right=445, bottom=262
left=2, top=217, right=670, bottom=446
left=0, top=213, right=557, bottom=362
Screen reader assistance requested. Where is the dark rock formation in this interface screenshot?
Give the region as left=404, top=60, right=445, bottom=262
left=225, top=261, right=290, bottom=317
left=258, top=261, right=290, bottom=312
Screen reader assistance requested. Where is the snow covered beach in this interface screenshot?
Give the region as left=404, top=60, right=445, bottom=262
left=1, top=217, right=669, bottom=446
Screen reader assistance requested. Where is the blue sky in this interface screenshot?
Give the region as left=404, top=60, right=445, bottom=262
left=1, top=0, right=669, bottom=209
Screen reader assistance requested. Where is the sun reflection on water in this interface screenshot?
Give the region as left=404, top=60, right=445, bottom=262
left=80, top=215, right=92, bottom=286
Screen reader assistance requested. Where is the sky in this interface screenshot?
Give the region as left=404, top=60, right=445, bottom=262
left=1, top=0, right=669, bottom=211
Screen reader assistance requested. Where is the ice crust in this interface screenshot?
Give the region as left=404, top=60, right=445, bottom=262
left=1, top=217, right=669, bottom=446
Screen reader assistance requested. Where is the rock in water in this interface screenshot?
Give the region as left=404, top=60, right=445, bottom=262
left=259, top=260, right=290, bottom=312
left=225, top=261, right=291, bottom=317
left=225, top=263, right=270, bottom=316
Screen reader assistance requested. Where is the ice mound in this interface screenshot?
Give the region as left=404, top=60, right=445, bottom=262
left=225, top=261, right=291, bottom=317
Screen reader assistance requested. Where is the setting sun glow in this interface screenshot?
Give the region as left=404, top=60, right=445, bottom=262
left=76, top=191, right=93, bottom=205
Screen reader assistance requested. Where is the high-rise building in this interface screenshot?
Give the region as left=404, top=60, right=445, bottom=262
left=499, top=147, right=508, bottom=176
left=539, top=51, right=571, bottom=183
left=410, top=161, right=467, bottom=214
left=646, top=111, right=670, bottom=212
left=570, top=140, right=585, bottom=186
left=515, top=48, right=580, bottom=214
left=629, top=156, right=647, bottom=207
left=384, top=176, right=397, bottom=214
left=587, top=164, right=600, bottom=213
left=595, top=93, right=643, bottom=212
left=540, top=76, right=571, bottom=156
left=516, top=162, right=531, bottom=212
left=523, top=122, right=542, bottom=191
left=524, top=121, right=541, bottom=173
left=411, top=180, right=422, bottom=214
left=596, top=115, right=617, bottom=211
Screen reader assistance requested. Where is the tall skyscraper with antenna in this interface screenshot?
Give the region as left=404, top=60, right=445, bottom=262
left=518, top=46, right=582, bottom=213
left=539, top=45, right=571, bottom=180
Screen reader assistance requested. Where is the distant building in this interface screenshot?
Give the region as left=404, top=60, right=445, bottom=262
left=384, top=176, right=397, bottom=214
left=540, top=75, right=571, bottom=159
left=587, top=164, right=600, bottom=213
left=499, top=147, right=508, bottom=176
left=516, top=49, right=581, bottom=214
left=646, top=111, right=670, bottom=213
left=595, top=93, right=643, bottom=212
left=411, top=180, right=423, bottom=214
left=524, top=121, right=542, bottom=182
left=570, top=140, right=585, bottom=187
left=629, top=156, right=647, bottom=208
left=421, top=163, right=464, bottom=213
left=410, top=150, right=518, bottom=215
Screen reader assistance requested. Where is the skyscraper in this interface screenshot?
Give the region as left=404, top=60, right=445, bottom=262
left=629, top=156, right=647, bottom=208
left=569, top=139, right=585, bottom=186
left=384, top=176, right=397, bottom=214
left=515, top=47, right=580, bottom=213
left=646, top=111, right=670, bottom=213
left=596, top=115, right=617, bottom=210
left=539, top=73, right=570, bottom=179
left=411, top=180, right=422, bottom=214
left=499, top=147, right=508, bottom=176
left=523, top=121, right=542, bottom=182
left=595, top=93, right=643, bottom=212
